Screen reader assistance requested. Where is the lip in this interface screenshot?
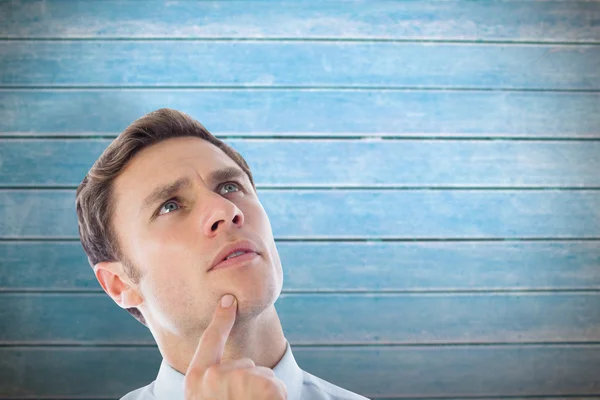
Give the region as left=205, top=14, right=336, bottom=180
left=209, top=240, right=260, bottom=272
left=210, top=251, right=259, bottom=271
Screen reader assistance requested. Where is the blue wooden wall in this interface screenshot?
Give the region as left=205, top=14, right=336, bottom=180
left=1, top=1, right=600, bottom=399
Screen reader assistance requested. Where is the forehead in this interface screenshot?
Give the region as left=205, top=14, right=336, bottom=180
left=113, top=136, right=241, bottom=204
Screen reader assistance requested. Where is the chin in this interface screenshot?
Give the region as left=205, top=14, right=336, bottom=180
left=231, top=281, right=281, bottom=322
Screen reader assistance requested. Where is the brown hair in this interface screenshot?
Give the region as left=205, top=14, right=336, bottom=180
left=75, top=108, right=256, bottom=326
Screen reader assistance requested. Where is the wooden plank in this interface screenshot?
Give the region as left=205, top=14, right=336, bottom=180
left=1, top=90, right=598, bottom=137
left=1, top=189, right=599, bottom=239
left=2, top=241, right=599, bottom=291
left=1, top=292, right=599, bottom=344
left=0, top=345, right=599, bottom=397
left=2, top=41, right=598, bottom=90
left=2, top=139, right=600, bottom=187
left=0, top=1, right=598, bottom=42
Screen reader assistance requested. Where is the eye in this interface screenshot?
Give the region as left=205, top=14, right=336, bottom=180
left=219, top=181, right=242, bottom=195
left=158, top=199, right=181, bottom=216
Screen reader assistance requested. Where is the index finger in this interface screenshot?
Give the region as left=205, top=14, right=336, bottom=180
left=188, top=294, right=238, bottom=375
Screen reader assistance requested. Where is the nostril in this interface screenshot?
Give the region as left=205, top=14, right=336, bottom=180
left=211, top=221, right=219, bottom=231
left=232, top=215, right=240, bottom=224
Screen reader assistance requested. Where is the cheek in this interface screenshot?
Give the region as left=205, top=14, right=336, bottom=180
left=135, top=232, right=206, bottom=299
left=139, top=252, right=209, bottom=332
left=136, top=219, right=203, bottom=266
left=142, top=247, right=195, bottom=300
left=247, top=200, right=283, bottom=276
left=142, top=236, right=205, bottom=294
left=245, top=198, right=274, bottom=233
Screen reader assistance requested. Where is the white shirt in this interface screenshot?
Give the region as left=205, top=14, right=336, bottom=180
left=121, top=340, right=370, bottom=400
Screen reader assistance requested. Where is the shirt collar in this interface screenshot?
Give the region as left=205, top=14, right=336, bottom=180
left=154, top=339, right=303, bottom=400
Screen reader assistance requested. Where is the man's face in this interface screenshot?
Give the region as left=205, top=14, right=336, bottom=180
left=110, top=136, right=283, bottom=335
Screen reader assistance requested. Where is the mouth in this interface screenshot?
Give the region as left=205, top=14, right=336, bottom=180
left=209, top=240, right=261, bottom=271
left=210, top=250, right=259, bottom=271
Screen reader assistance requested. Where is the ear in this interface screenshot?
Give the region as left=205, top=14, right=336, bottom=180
left=94, top=261, right=144, bottom=310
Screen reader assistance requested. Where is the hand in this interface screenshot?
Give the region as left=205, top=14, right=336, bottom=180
left=184, top=294, right=288, bottom=399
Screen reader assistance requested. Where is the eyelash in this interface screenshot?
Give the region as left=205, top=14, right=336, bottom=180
left=155, top=180, right=245, bottom=217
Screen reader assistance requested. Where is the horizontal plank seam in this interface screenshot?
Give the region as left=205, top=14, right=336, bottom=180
left=0, top=37, right=598, bottom=45
left=1, top=289, right=599, bottom=294
left=2, top=342, right=600, bottom=348
left=3, top=136, right=600, bottom=142
left=2, top=135, right=600, bottom=141
left=0, top=397, right=596, bottom=400
left=2, top=186, right=600, bottom=190
left=1, top=397, right=599, bottom=400
left=363, top=397, right=600, bottom=400
left=1, top=396, right=598, bottom=400
left=0, top=394, right=599, bottom=398
left=365, top=397, right=600, bottom=400
left=1, top=86, right=599, bottom=93
left=2, top=237, right=600, bottom=242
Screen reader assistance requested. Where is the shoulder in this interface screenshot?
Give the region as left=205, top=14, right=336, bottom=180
left=301, top=370, right=371, bottom=400
left=119, top=381, right=156, bottom=400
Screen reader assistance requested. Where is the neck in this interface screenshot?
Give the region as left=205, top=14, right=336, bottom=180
left=152, top=304, right=287, bottom=375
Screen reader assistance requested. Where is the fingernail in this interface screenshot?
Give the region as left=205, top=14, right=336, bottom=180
left=221, top=294, right=235, bottom=308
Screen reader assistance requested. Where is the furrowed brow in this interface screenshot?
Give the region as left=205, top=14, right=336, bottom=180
left=140, top=176, right=191, bottom=213
left=207, top=167, right=247, bottom=186
left=139, top=167, right=247, bottom=214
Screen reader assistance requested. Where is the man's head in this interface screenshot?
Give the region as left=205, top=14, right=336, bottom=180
left=75, top=108, right=283, bottom=336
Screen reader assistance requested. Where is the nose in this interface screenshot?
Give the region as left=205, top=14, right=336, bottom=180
left=202, top=194, right=245, bottom=237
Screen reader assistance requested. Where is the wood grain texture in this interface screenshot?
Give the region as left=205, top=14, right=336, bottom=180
left=1, top=0, right=598, bottom=42
left=2, top=41, right=598, bottom=89
left=1, top=90, right=598, bottom=137
left=0, top=292, right=599, bottom=344
left=2, top=189, right=599, bottom=239
left=1, top=1, right=599, bottom=398
left=1, top=345, right=599, bottom=397
left=2, top=139, right=600, bottom=187
left=2, top=241, right=599, bottom=291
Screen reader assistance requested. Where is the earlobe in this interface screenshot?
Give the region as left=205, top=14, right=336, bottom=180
left=94, top=261, right=144, bottom=309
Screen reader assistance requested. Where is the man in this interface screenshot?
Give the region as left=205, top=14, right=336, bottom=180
left=75, top=108, right=370, bottom=400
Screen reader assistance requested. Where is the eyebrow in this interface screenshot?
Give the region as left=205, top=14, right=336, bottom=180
left=140, top=167, right=248, bottom=214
